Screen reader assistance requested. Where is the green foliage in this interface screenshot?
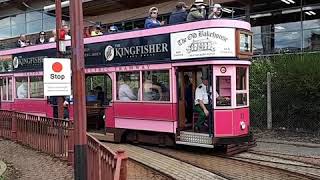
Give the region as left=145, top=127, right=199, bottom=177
left=250, top=53, right=320, bottom=132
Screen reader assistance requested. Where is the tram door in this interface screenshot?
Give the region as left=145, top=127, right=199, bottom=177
left=177, top=66, right=213, bottom=133
left=85, top=73, right=112, bottom=131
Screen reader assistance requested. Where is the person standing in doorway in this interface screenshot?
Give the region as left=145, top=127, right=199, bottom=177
left=184, top=75, right=193, bottom=123
left=194, top=76, right=209, bottom=132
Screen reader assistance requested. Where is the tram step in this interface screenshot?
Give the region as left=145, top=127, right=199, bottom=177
left=178, top=131, right=213, bottom=145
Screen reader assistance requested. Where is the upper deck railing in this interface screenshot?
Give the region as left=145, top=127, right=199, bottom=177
left=0, top=19, right=253, bottom=73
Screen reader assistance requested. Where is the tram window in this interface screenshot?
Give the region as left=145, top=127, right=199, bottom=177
left=1, top=78, right=7, bottom=101
left=236, top=67, right=248, bottom=107
left=85, top=75, right=112, bottom=105
left=1, top=77, right=13, bottom=101
left=8, top=77, right=12, bottom=101
left=116, top=72, right=139, bottom=101
left=29, top=76, right=44, bottom=98
left=16, top=77, right=28, bottom=99
left=216, top=76, right=231, bottom=106
left=236, top=67, right=247, bottom=90
left=236, top=93, right=247, bottom=106
left=142, top=70, right=170, bottom=101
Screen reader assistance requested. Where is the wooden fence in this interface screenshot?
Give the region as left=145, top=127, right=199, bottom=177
left=0, top=110, right=127, bottom=180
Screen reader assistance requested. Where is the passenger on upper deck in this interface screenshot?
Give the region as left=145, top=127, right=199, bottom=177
left=91, top=25, right=103, bottom=37
left=83, top=27, right=91, bottom=38
left=49, top=30, right=57, bottom=43
left=17, top=34, right=31, bottom=48
left=36, top=31, right=48, bottom=44
left=187, top=1, right=206, bottom=22
left=62, top=25, right=71, bottom=40
left=108, top=26, right=119, bottom=34
left=169, top=2, right=188, bottom=25
left=208, top=4, right=223, bottom=19
left=144, top=7, right=164, bottom=29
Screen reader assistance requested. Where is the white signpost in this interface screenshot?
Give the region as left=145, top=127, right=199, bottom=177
left=170, top=28, right=236, bottom=60
left=43, top=58, right=71, bottom=96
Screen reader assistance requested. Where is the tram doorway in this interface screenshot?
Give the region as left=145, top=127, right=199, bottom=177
left=85, top=74, right=112, bottom=131
left=176, top=65, right=213, bottom=134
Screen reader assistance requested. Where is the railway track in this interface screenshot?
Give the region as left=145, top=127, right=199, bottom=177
left=231, top=151, right=320, bottom=179
left=102, top=141, right=318, bottom=180
left=140, top=145, right=320, bottom=180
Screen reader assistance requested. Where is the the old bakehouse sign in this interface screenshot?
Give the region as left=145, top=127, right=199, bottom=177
left=170, top=28, right=236, bottom=60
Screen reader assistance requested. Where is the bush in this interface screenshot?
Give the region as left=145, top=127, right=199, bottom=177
left=250, top=53, right=320, bottom=132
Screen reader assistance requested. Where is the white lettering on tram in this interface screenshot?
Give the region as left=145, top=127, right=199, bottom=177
left=114, top=43, right=168, bottom=58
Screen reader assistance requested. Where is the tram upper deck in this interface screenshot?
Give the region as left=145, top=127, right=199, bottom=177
left=0, top=19, right=252, bottom=73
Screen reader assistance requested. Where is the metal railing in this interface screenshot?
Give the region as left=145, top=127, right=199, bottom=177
left=0, top=110, right=127, bottom=180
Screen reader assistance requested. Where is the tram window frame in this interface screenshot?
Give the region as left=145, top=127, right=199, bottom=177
left=116, top=72, right=140, bottom=102
left=0, top=76, right=13, bottom=102
left=215, top=76, right=232, bottom=107
left=142, top=70, right=170, bottom=102
left=85, top=74, right=113, bottom=106
left=15, top=76, right=45, bottom=100
left=236, top=67, right=249, bottom=107
left=15, top=76, right=29, bottom=99
left=29, top=76, right=44, bottom=99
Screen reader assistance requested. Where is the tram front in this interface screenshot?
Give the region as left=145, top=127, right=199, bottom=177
left=173, top=21, right=255, bottom=153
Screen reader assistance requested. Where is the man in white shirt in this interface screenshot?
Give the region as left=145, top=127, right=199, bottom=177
left=118, top=76, right=137, bottom=101
left=17, top=80, right=28, bottom=98
left=194, top=76, right=210, bottom=132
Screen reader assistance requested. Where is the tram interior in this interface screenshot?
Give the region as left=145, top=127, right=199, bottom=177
left=85, top=74, right=112, bottom=131
left=178, top=66, right=232, bottom=134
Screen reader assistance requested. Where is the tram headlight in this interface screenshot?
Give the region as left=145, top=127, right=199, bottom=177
left=240, top=121, right=246, bottom=130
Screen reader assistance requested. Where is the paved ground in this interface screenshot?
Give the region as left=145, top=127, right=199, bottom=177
left=0, top=139, right=170, bottom=180
left=104, top=142, right=227, bottom=180
left=0, top=139, right=74, bottom=180
left=254, top=139, right=320, bottom=157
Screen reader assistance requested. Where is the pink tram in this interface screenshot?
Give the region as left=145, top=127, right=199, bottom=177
left=0, top=19, right=254, bottom=151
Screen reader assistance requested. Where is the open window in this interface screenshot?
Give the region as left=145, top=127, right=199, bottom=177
left=142, top=70, right=170, bottom=102
left=116, top=72, right=140, bottom=101
left=216, top=76, right=232, bottom=107
left=0, top=77, right=13, bottom=101
left=85, top=74, right=112, bottom=106
left=236, top=67, right=249, bottom=106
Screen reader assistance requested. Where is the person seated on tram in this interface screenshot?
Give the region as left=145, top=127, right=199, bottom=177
left=17, top=34, right=31, bottom=48
left=91, top=25, right=103, bottom=37
left=145, top=7, right=165, bottom=29
left=95, top=86, right=105, bottom=105
left=118, top=75, right=137, bottom=101
left=35, top=31, right=48, bottom=44
left=17, top=79, right=28, bottom=98
left=187, top=1, right=206, bottom=22
left=208, top=4, right=223, bottom=19
left=169, top=2, right=188, bottom=25
left=86, top=90, right=98, bottom=102
left=151, top=74, right=168, bottom=100
left=194, top=76, right=209, bottom=132
left=143, top=75, right=163, bottom=101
